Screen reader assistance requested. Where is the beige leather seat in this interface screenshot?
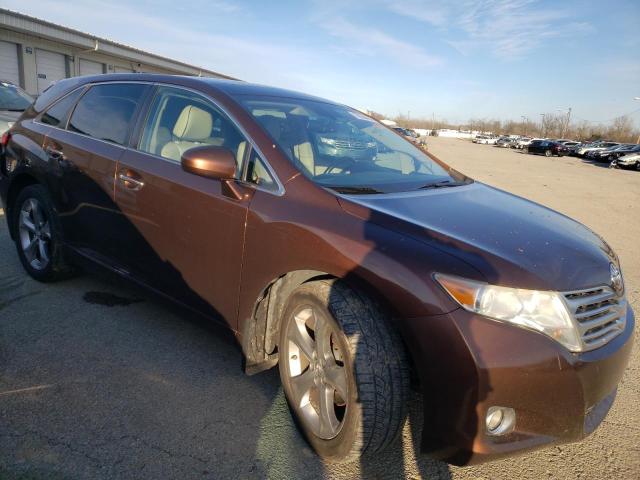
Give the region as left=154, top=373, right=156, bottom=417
left=278, top=116, right=316, bottom=175
left=161, top=105, right=214, bottom=162
left=375, top=152, right=414, bottom=174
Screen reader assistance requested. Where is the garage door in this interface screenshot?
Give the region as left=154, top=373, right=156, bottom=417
left=35, top=49, right=67, bottom=94
left=79, top=59, right=104, bottom=76
left=0, top=41, right=20, bottom=85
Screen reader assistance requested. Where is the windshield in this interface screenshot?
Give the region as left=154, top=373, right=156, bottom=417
left=0, top=82, right=33, bottom=111
left=240, top=96, right=466, bottom=193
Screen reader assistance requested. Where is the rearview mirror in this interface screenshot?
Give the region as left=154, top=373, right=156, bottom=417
left=181, top=145, right=236, bottom=180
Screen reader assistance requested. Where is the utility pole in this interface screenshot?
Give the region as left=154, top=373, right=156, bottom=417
left=432, top=112, right=435, bottom=132
left=540, top=113, right=546, bottom=137
left=558, top=107, right=572, bottom=138
left=521, top=116, right=528, bottom=136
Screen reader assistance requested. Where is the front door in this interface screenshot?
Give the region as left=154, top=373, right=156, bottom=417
left=114, top=85, right=253, bottom=326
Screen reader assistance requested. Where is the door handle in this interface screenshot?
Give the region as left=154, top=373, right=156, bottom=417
left=45, top=145, right=65, bottom=160
left=118, top=172, right=145, bottom=191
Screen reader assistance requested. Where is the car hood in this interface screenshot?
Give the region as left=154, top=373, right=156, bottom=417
left=338, top=182, right=617, bottom=292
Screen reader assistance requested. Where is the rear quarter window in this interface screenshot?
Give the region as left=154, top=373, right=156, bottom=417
left=68, top=83, right=148, bottom=146
left=40, top=88, right=84, bottom=127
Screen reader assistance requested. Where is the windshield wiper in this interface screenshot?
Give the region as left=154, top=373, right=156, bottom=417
left=331, top=186, right=384, bottom=194
left=0, top=108, right=25, bottom=112
left=419, top=180, right=467, bottom=190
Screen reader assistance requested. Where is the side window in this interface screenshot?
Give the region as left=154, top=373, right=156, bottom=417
left=245, top=149, right=277, bottom=191
left=139, top=86, right=247, bottom=172
left=68, top=83, right=148, bottom=146
left=40, top=88, right=84, bottom=127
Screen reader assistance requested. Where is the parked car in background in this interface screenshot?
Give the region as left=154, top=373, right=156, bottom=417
left=527, top=140, right=570, bottom=157
left=496, top=137, right=516, bottom=148
left=2, top=74, right=633, bottom=466
left=590, top=144, right=640, bottom=162
left=0, top=80, right=34, bottom=135
left=611, top=152, right=640, bottom=170
left=474, top=135, right=498, bottom=145
left=610, top=144, right=640, bottom=159
left=514, top=137, right=533, bottom=149
left=575, top=142, right=619, bottom=158
left=393, top=127, right=427, bottom=148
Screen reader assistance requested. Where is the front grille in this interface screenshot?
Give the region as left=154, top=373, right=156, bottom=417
left=563, top=286, right=627, bottom=351
left=333, top=140, right=368, bottom=150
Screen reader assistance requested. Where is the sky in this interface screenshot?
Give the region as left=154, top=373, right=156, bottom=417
left=3, top=0, right=640, bottom=124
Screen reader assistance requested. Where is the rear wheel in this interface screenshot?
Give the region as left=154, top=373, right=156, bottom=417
left=13, top=185, right=75, bottom=282
left=279, top=279, right=410, bottom=463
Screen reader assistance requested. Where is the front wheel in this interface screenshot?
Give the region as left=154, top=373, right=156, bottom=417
left=545, top=150, right=552, bottom=157
left=13, top=185, right=75, bottom=282
left=279, top=279, right=410, bottom=463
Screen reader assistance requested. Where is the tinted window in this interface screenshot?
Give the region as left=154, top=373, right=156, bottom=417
left=33, top=77, right=85, bottom=113
left=69, top=83, right=147, bottom=145
left=139, top=86, right=246, bottom=172
left=41, top=88, right=84, bottom=127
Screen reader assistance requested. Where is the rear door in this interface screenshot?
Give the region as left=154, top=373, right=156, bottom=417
left=41, top=82, right=150, bottom=260
left=113, top=85, right=254, bottom=324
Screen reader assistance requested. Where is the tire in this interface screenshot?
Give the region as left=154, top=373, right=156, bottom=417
left=278, top=279, right=410, bottom=463
left=545, top=150, right=552, bottom=157
left=13, top=184, right=75, bottom=282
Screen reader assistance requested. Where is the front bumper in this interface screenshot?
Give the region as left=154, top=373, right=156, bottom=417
left=401, top=304, right=634, bottom=466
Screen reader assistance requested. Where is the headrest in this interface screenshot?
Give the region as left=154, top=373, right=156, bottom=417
left=173, top=105, right=213, bottom=141
left=259, top=115, right=285, bottom=142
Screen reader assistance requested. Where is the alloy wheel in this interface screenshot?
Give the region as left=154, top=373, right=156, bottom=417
left=18, top=198, right=51, bottom=271
left=284, top=306, right=349, bottom=440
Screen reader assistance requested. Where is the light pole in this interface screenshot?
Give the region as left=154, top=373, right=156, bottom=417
left=557, top=107, right=572, bottom=139
left=521, top=116, right=528, bottom=136
left=540, top=113, right=546, bottom=137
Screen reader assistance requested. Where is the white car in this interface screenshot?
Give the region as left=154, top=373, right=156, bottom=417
left=612, top=152, right=640, bottom=170
left=515, top=137, right=533, bottom=149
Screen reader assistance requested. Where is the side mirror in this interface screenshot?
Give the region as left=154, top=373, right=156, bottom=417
left=181, top=145, right=236, bottom=180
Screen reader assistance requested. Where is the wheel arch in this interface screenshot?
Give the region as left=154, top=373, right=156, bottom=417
left=5, top=172, right=41, bottom=240
left=241, top=268, right=404, bottom=376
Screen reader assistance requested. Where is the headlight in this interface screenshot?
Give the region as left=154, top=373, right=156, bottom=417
left=435, top=273, right=581, bottom=352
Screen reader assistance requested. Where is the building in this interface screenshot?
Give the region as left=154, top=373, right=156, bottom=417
left=0, top=8, right=235, bottom=96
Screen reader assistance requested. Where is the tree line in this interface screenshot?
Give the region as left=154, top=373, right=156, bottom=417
left=388, top=112, right=639, bottom=143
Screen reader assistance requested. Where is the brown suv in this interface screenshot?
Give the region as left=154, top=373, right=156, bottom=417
left=0, top=74, right=634, bottom=465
